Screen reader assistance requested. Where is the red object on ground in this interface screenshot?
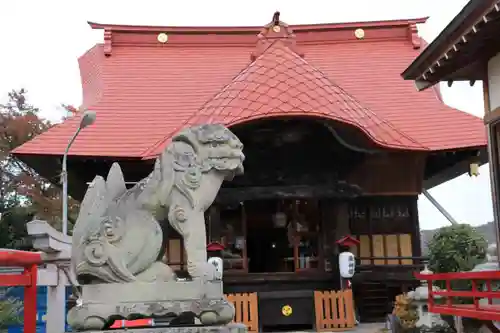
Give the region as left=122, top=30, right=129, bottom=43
left=110, top=318, right=154, bottom=328
left=415, top=270, right=500, bottom=321
left=0, top=249, right=41, bottom=333
left=336, top=236, right=360, bottom=247
left=12, top=17, right=486, bottom=159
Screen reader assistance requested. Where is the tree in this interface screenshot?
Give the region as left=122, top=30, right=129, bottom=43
left=428, top=224, right=487, bottom=274
left=0, top=89, right=79, bottom=243
left=0, top=207, right=32, bottom=250
left=428, top=225, right=488, bottom=333
left=428, top=223, right=487, bottom=299
left=0, top=288, right=23, bottom=333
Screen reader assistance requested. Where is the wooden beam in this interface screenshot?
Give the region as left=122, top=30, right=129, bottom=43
left=484, top=106, right=500, bottom=125
left=423, top=149, right=487, bottom=189
left=216, top=183, right=362, bottom=203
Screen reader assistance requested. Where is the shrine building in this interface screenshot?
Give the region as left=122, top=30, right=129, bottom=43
left=13, top=13, right=487, bottom=330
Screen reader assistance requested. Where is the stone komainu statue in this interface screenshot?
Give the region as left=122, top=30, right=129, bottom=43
left=68, top=124, right=245, bottom=331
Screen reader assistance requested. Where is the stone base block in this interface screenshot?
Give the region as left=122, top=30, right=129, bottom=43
left=68, top=280, right=234, bottom=331
left=66, top=323, right=247, bottom=333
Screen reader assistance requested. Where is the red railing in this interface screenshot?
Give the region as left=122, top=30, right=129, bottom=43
left=0, top=249, right=42, bottom=333
left=415, top=271, right=500, bottom=321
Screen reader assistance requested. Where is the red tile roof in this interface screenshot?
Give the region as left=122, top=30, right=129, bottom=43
left=13, top=17, right=486, bottom=159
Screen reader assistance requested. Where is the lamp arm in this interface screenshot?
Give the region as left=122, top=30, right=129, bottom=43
left=62, top=127, right=82, bottom=236
left=64, top=127, right=82, bottom=158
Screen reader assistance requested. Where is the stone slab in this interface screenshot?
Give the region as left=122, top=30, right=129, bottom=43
left=67, top=323, right=247, bottom=333
left=82, top=279, right=223, bottom=303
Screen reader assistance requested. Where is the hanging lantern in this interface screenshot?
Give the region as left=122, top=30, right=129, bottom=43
left=469, top=162, right=480, bottom=177
left=273, top=212, right=287, bottom=228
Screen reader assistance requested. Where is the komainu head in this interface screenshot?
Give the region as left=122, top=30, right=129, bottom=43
left=172, top=124, right=245, bottom=178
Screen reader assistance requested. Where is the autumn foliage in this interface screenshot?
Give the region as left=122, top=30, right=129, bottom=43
left=0, top=89, right=79, bottom=246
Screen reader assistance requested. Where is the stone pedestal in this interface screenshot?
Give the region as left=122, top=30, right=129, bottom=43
left=67, top=323, right=247, bottom=333
left=66, top=124, right=246, bottom=332
left=68, top=280, right=234, bottom=331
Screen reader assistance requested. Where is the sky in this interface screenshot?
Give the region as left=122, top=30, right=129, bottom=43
left=0, top=0, right=492, bottom=230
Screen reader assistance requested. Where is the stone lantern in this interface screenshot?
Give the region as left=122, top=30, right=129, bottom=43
left=407, top=265, right=449, bottom=331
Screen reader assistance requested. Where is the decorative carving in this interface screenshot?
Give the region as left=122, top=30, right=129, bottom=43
left=68, top=124, right=245, bottom=331
left=349, top=203, right=410, bottom=220
left=251, top=11, right=304, bottom=61
left=103, top=29, right=112, bottom=56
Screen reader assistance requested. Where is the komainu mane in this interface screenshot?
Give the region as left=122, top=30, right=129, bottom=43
left=68, top=124, right=245, bottom=331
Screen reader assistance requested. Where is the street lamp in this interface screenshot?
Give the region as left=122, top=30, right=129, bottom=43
left=61, top=110, right=96, bottom=235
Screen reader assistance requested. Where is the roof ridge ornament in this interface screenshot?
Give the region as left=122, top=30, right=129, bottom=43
left=251, top=11, right=304, bottom=61
left=408, top=22, right=421, bottom=49
left=103, top=29, right=112, bottom=56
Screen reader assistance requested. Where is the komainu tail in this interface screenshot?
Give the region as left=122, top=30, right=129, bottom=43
left=105, top=163, right=127, bottom=201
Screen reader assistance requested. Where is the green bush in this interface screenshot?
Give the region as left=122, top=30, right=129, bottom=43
left=428, top=224, right=487, bottom=301
left=428, top=224, right=487, bottom=274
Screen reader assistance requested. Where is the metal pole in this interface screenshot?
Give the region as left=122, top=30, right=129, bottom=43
left=62, top=128, right=81, bottom=236
left=422, top=189, right=458, bottom=225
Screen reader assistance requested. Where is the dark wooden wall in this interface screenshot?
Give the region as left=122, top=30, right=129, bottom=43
left=347, top=153, right=426, bottom=195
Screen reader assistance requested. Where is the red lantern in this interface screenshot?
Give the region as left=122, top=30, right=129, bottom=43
left=207, top=242, right=225, bottom=252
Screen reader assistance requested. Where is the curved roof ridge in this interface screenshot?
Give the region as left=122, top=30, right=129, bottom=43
left=88, top=17, right=428, bottom=33
left=141, top=39, right=427, bottom=158
left=247, top=42, right=427, bottom=149
left=327, top=72, right=426, bottom=149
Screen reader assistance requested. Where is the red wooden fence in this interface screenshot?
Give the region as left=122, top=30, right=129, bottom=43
left=0, top=249, right=42, bottom=333
left=415, top=270, right=500, bottom=321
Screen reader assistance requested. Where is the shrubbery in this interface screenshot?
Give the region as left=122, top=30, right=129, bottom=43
left=428, top=224, right=487, bottom=275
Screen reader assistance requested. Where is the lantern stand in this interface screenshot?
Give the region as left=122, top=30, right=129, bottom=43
left=207, top=242, right=225, bottom=280
left=336, top=235, right=361, bottom=325
left=336, top=235, right=360, bottom=289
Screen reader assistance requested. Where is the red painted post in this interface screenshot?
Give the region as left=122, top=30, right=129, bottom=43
left=471, top=279, right=479, bottom=309
left=23, top=264, right=38, bottom=333
left=0, top=250, right=41, bottom=333
left=427, top=274, right=434, bottom=310
left=486, top=280, right=493, bottom=304
left=445, top=280, right=452, bottom=306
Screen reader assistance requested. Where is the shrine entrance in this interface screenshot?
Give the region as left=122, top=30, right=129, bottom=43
left=244, top=199, right=321, bottom=274
left=215, top=116, right=368, bottom=276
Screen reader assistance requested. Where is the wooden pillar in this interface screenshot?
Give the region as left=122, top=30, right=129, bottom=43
left=410, top=196, right=422, bottom=258
left=320, top=199, right=336, bottom=272
left=333, top=201, right=351, bottom=247
left=208, top=205, right=221, bottom=243
left=485, top=56, right=500, bottom=262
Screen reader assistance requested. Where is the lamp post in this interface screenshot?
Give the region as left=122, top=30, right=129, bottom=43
left=61, top=110, right=96, bottom=235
